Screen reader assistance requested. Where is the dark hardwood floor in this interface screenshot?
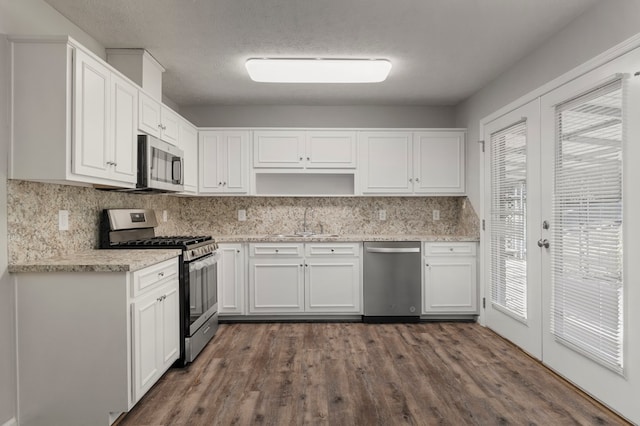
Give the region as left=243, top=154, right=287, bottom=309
left=119, top=322, right=629, bottom=425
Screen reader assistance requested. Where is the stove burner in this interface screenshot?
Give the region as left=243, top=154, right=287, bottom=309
left=111, top=235, right=213, bottom=247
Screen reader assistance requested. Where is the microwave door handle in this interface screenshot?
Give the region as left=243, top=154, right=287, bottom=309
left=172, top=157, right=182, bottom=184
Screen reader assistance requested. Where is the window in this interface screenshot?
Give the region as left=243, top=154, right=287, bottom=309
left=551, top=79, right=624, bottom=373
left=490, top=120, right=528, bottom=321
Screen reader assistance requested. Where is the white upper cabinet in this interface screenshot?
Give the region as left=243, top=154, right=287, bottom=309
left=199, top=130, right=249, bottom=194
left=305, top=131, right=357, bottom=168
left=414, top=131, right=465, bottom=194
left=138, top=90, right=180, bottom=145
left=11, top=37, right=137, bottom=188
left=359, top=130, right=466, bottom=195
left=358, top=131, right=413, bottom=193
left=110, top=72, right=138, bottom=183
left=178, top=119, right=198, bottom=194
left=254, top=130, right=357, bottom=169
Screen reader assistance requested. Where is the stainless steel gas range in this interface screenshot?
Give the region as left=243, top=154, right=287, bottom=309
left=99, top=208, right=219, bottom=366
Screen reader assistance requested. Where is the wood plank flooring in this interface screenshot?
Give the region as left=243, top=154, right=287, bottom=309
left=119, top=322, right=629, bottom=425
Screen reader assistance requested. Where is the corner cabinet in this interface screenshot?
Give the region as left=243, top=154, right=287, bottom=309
left=178, top=118, right=199, bottom=194
left=199, top=130, right=250, bottom=194
left=359, top=130, right=466, bottom=195
left=248, top=242, right=362, bottom=314
left=422, top=242, right=477, bottom=315
left=13, top=257, right=180, bottom=425
left=11, top=37, right=138, bottom=188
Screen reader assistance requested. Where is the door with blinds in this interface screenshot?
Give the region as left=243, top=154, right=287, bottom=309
left=483, top=99, right=542, bottom=359
left=539, top=48, right=640, bottom=421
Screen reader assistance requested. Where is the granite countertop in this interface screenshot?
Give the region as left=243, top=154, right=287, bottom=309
left=215, top=234, right=479, bottom=243
left=9, top=249, right=182, bottom=273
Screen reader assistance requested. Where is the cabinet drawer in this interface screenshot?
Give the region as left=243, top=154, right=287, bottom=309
left=423, top=242, right=477, bottom=256
left=132, top=257, right=179, bottom=297
left=305, top=243, right=360, bottom=257
left=250, top=243, right=303, bottom=257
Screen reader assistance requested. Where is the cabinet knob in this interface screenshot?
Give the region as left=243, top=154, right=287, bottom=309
left=219, top=182, right=223, bottom=186
left=299, top=264, right=303, bottom=267
left=409, top=178, right=413, bottom=183
left=223, top=182, right=227, bottom=186
left=299, top=157, right=303, bottom=161
left=275, top=249, right=279, bottom=253
left=157, top=124, right=163, bottom=129
left=158, top=272, right=164, bottom=278
left=306, top=157, right=310, bottom=161
left=415, top=178, right=420, bottom=182
left=236, top=250, right=240, bottom=253
left=331, top=249, right=335, bottom=252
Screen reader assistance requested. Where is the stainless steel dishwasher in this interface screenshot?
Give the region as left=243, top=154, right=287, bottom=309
left=363, top=241, right=421, bottom=322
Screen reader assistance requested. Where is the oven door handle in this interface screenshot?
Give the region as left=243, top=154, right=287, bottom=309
left=190, top=252, right=220, bottom=271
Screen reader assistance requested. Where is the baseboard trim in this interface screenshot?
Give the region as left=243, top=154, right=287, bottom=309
left=2, top=417, right=17, bottom=426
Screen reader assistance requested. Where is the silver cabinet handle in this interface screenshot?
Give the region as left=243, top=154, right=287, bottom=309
left=537, top=239, right=550, bottom=248
left=366, top=247, right=420, bottom=253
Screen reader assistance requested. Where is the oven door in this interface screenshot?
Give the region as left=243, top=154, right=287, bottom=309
left=187, top=252, right=219, bottom=336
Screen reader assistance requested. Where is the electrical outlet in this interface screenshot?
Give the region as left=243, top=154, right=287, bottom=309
left=238, top=209, right=247, bottom=221
left=433, top=209, right=440, bottom=221
left=378, top=209, right=387, bottom=221
left=162, top=210, right=168, bottom=222
left=58, top=210, right=69, bottom=231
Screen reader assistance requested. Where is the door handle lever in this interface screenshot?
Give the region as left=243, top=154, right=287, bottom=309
left=537, top=239, right=550, bottom=249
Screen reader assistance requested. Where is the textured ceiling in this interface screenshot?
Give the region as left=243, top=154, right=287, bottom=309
left=44, top=0, right=599, bottom=107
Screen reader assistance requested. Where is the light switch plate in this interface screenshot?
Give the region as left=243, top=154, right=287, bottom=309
left=238, top=209, right=247, bottom=221
left=433, top=209, right=440, bottom=221
left=58, top=210, right=69, bottom=231
left=378, top=210, right=387, bottom=221
left=162, top=210, right=168, bottom=222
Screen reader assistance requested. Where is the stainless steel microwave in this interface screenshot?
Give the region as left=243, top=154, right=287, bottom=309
left=136, top=134, right=184, bottom=193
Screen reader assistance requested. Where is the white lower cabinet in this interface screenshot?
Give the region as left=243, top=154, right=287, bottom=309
left=131, top=280, right=179, bottom=402
left=422, top=242, right=477, bottom=315
left=217, top=243, right=246, bottom=315
left=248, top=242, right=361, bottom=314
left=14, top=257, right=179, bottom=425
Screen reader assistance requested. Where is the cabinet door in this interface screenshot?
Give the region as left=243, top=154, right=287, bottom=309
left=72, top=49, right=110, bottom=179
left=160, top=106, right=180, bottom=145
left=179, top=120, right=198, bottom=193
left=305, top=258, right=361, bottom=313
left=217, top=244, right=245, bottom=315
left=199, top=132, right=224, bottom=193
left=132, top=291, right=161, bottom=401
left=423, top=256, right=477, bottom=314
left=414, top=131, right=465, bottom=194
left=160, top=284, right=180, bottom=368
left=224, top=131, right=249, bottom=193
left=253, top=131, right=305, bottom=168
left=305, top=131, right=357, bottom=168
left=248, top=257, right=304, bottom=313
left=110, top=73, right=138, bottom=184
left=359, top=132, right=413, bottom=193
left=138, top=91, right=161, bottom=137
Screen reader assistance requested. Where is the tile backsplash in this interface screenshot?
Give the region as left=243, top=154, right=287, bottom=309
left=7, top=180, right=479, bottom=263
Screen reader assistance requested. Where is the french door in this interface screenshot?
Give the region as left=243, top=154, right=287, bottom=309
left=483, top=99, right=542, bottom=359
left=484, top=46, right=640, bottom=423
left=539, top=48, right=640, bottom=421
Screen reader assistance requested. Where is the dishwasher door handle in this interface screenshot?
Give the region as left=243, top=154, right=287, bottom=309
left=365, top=247, right=421, bottom=254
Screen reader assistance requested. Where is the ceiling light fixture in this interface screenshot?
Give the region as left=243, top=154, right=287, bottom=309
left=245, top=58, right=392, bottom=83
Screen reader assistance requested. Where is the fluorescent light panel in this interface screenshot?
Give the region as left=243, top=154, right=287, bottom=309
left=245, top=58, right=392, bottom=83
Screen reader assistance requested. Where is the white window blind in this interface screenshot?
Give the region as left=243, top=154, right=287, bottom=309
left=490, top=120, right=528, bottom=321
left=551, top=79, right=624, bottom=374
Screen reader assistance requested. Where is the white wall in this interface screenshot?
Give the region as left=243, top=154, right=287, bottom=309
left=181, top=104, right=456, bottom=128
left=0, top=1, right=105, bottom=423
left=456, top=0, right=640, bottom=212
